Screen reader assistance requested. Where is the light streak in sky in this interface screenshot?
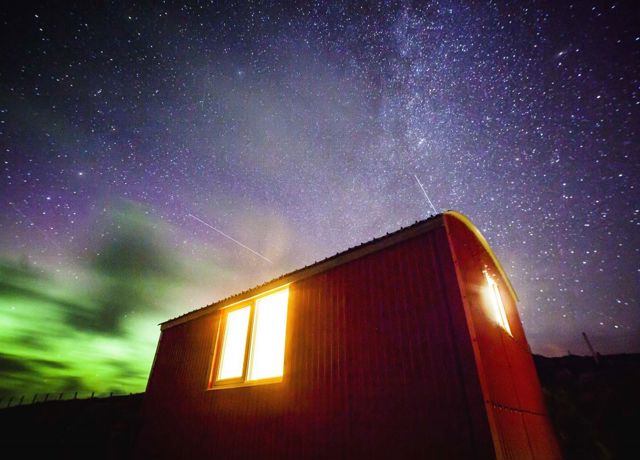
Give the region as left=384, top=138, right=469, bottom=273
left=413, top=174, right=438, bottom=215
left=188, top=213, right=273, bottom=264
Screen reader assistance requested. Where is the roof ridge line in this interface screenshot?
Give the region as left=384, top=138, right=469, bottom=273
left=160, top=213, right=446, bottom=330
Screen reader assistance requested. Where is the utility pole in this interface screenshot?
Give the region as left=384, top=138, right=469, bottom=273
left=582, top=332, right=600, bottom=365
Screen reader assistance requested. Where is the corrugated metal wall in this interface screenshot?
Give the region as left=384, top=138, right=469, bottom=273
left=444, top=214, right=563, bottom=460
left=135, top=223, right=496, bottom=459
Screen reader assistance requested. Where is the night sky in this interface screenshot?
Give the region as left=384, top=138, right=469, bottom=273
left=1, top=1, right=638, bottom=398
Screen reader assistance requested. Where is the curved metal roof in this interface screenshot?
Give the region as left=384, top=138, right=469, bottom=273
left=161, top=211, right=517, bottom=330
left=445, top=211, right=519, bottom=302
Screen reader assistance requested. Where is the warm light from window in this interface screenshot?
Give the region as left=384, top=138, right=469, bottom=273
left=212, top=288, right=290, bottom=388
left=217, top=306, right=251, bottom=381
left=484, top=271, right=512, bottom=336
left=248, top=289, right=289, bottom=381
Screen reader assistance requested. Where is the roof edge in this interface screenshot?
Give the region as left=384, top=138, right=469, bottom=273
left=443, top=211, right=519, bottom=301
left=161, top=214, right=446, bottom=330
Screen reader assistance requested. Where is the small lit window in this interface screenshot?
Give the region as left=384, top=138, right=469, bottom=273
left=217, top=306, right=251, bottom=381
left=483, top=271, right=512, bottom=336
left=212, top=288, right=289, bottom=387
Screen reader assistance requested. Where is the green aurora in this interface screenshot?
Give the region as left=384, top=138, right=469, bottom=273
left=0, top=204, right=239, bottom=399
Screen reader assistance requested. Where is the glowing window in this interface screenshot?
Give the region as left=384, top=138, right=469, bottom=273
left=212, top=288, right=289, bottom=387
left=248, top=289, right=289, bottom=381
left=483, top=271, right=512, bottom=336
left=217, top=306, right=251, bottom=381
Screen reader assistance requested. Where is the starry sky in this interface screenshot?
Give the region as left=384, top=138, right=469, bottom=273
left=1, top=1, right=638, bottom=398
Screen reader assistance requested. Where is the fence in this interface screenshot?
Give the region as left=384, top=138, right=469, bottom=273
left=0, top=391, right=137, bottom=409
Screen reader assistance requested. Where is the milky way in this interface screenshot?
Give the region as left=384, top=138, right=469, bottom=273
left=0, top=1, right=638, bottom=397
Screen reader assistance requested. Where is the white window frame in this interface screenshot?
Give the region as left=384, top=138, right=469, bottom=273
left=209, top=287, right=289, bottom=388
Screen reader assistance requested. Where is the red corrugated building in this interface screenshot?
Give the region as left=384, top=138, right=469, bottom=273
left=135, top=211, right=562, bottom=459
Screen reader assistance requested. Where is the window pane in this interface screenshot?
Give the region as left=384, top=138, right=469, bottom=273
left=247, top=289, right=289, bottom=381
left=484, top=271, right=512, bottom=336
left=217, top=306, right=251, bottom=380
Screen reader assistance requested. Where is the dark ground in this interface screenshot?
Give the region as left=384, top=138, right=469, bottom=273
left=0, top=354, right=638, bottom=459
left=0, top=393, right=143, bottom=459
left=534, top=353, right=640, bottom=459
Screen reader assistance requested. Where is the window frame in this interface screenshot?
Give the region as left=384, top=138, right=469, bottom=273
left=483, top=270, right=513, bottom=336
left=208, top=287, right=289, bottom=389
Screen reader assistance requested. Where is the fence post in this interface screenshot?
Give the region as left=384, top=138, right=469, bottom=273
left=32, top=394, right=38, bottom=404
left=73, top=391, right=77, bottom=400
left=58, top=392, right=63, bottom=400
